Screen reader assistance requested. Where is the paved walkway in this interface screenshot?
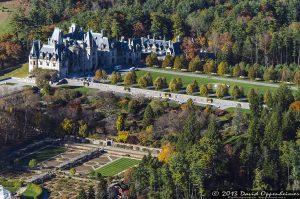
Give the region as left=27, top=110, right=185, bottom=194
left=138, top=67, right=298, bottom=90
left=66, top=79, right=250, bottom=109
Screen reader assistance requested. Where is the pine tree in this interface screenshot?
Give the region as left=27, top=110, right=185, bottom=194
left=160, top=165, right=175, bottom=199
left=253, top=168, right=268, bottom=191
left=96, top=175, right=108, bottom=199
left=77, top=188, right=87, bottom=199
left=88, top=186, right=95, bottom=199
left=264, top=90, right=273, bottom=107
left=143, top=104, right=154, bottom=127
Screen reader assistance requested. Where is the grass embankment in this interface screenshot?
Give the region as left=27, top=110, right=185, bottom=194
left=92, top=158, right=141, bottom=177
left=135, top=70, right=278, bottom=95
left=0, top=63, right=29, bottom=80
left=17, top=146, right=67, bottom=166
left=22, top=183, right=43, bottom=198
left=60, top=85, right=97, bottom=94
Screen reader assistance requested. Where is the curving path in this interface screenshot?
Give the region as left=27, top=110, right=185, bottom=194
left=138, top=67, right=298, bottom=90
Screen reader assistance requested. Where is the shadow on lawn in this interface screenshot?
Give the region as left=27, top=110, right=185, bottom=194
left=0, top=64, right=22, bottom=76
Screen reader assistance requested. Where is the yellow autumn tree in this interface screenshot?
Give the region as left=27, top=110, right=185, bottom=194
left=158, top=143, right=175, bottom=163
left=115, top=131, right=129, bottom=143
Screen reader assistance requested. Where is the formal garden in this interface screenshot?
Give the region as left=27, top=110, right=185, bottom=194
left=15, top=145, right=68, bottom=167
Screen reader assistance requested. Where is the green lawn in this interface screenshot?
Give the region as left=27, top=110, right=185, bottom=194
left=0, top=63, right=29, bottom=80
left=92, top=158, right=141, bottom=177
left=0, top=0, right=19, bottom=35
left=4, top=186, right=19, bottom=193
left=22, top=183, right=43, bottom=198
left=17, top=146, right=67, bottom=167
left=136, top=70, right=279, bottom=95
left=60, top=85, right=96, bottom=94
left=225, top=107, right=251, bottom=114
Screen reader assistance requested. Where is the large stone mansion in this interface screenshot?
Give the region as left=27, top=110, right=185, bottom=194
left=29, top=23, right=182, bottom=77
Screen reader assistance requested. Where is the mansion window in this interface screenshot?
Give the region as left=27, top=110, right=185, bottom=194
left=47, top=62, right=49, bottom=66
left=53, top=63, right=56, bottom=67
left=39, top=61, right=42, bottom=65
left=33, top=61, right=36, bottom=65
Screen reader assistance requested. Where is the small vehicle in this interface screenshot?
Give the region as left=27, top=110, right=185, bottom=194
left=114, top=65, right=122, bottom=70
left=56, top=78, right=68, bottom=85
left=129, top=67, right=136, bottom=71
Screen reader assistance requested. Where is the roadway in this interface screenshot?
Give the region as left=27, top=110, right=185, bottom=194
left=0, top=76, right=249, bottom=109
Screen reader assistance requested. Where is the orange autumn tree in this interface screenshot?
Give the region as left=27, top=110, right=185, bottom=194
left=0, top=34, right=22, bottom=68
left=289, top=101, right=300, bottom=111
left=158, top=143, right=175, bottom=163
left=182, top=37, right=199, bottom=61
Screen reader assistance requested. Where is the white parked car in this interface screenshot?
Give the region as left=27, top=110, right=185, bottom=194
left=114, top=65, right=122, bottom=70
left=129, top=67, right=136, bottom=71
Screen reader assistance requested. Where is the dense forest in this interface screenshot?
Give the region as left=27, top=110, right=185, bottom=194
left=5, top=0, right=300, bottom=68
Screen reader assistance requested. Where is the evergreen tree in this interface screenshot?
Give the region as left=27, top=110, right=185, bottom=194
left=247, top=89, right=262, bottom=117
left=230, top=85, right=241, bottom=100
left=88, top=186, right=95, bottom=199
left=143, top=104, right=154, bottom=127
left=273, top=85, right=294, bottom=112
left=264, top=90, right=273, bottom=107
left=96, top=175, right=108, bottom=199
left=160, top=165, right=175, bottom=199
left=253, top=168, right=268, bottom=191
left=77, top=188, right=87, bottom=199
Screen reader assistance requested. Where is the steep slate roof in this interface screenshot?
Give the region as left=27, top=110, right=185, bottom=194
left=30, top=40, right=41, bottom=57
left=50, top=28, right=63, bottom=44
left=139, top=37, right=182, bottom=55
left=92, top=32, right=112, bottom=51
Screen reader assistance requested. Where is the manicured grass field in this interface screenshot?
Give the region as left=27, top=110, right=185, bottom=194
left=17, top=146, right=67, bottom=167
left=93, top=158, right=141, bottom=177
left=60, top=85, right=96, bottom=94
left=0, top=63, right=29, bottom=80
left=136, top=70, right=279, bottom=95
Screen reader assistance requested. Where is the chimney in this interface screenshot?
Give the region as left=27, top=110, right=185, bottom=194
left=101, top=29, right=104, bottom=37
left=147, top=35, right=150, bottom=39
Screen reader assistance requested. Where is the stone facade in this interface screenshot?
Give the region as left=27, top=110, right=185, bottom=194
left=28, top=23, right=182, bottom=78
